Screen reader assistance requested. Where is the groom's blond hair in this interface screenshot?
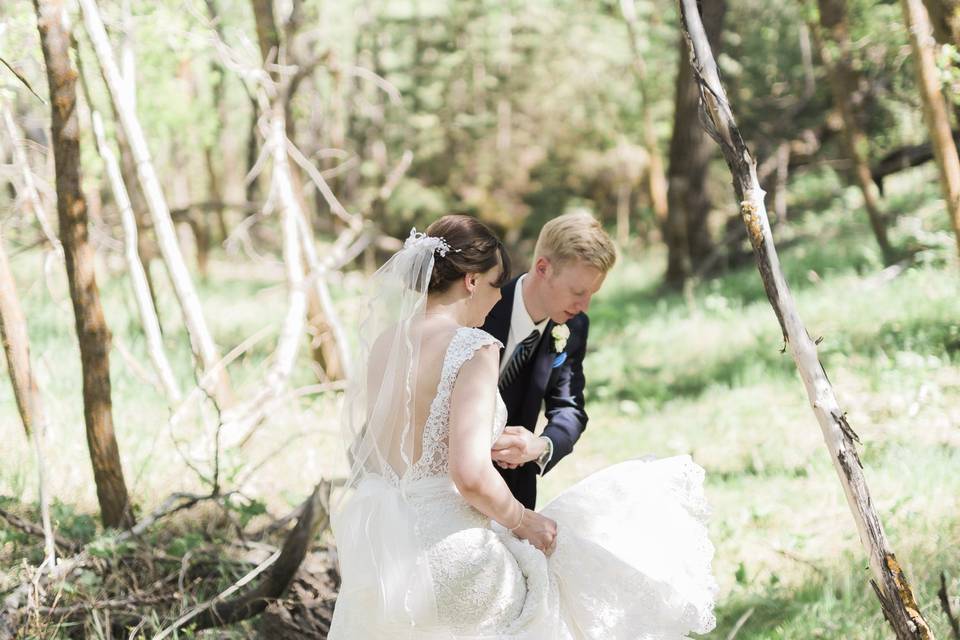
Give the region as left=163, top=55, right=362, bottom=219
left=534, top=212, right=617, bottom=273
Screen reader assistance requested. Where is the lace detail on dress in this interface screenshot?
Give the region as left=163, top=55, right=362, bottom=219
left=407, top=327, right=503, bottom=482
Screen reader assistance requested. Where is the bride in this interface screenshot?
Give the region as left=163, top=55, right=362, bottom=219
left=328, top=215, right=717, bottom=639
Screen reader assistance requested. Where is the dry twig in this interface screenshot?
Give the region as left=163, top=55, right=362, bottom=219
left=940, top=571, right=960, bottom=640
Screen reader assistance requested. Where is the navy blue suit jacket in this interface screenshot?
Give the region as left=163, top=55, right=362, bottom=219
left=481, top=276, right=589, bottom=509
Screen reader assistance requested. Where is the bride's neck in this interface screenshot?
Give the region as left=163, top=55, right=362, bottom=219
left=425, top=292, right=470, bottom=326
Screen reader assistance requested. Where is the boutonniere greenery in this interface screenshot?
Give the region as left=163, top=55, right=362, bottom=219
left=551, top=324, right=570, bottom=353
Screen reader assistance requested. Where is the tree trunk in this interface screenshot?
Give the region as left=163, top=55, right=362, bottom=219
left=760, top=142, right=791, bottom=224
left=223, top=101, right=309, bottom=443
left=814, top=0, right=896, bottom=263
left=246, top=95, right=262, bottom=205
left=266, top=106, right=308, bottom=396
left=0, top=226, right=56, bottom=565
left=116, top=128, right=161, bottom=303
left=284, top=142, right=358, bottom=381
left=616, top=182, right=632, bottom=247
left=250, top=0, right=350, bottom=383
left=251, top=0, right=281, bottom=74
left=677, top=1, right=935, bottom=637
left=33, top=0, right=133, bottom=529
left=203, top=0, right=229, bottom=243
left=665, top=0, right=725, bottom=287
left=921, top=0, right=960, bottom=47
left=220, top=0, right=310, bottom=442
left=296, top=213, right=352, bottom=382
left=78, top=0, right=232, bottom=405
left=306, top=292, right=343, bottom=381
left=0, top=226, right=44, bottom=453
left=620, top=0, right=669, bottom=229
left=902, top=0, right=960, bottom=260
left=920, top=0, right=960, bottom=126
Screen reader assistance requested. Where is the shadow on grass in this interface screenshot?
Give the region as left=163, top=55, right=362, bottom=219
left=590, top=293, right=958, bottom=412
left=708, top=586, right=816, bottom=640
left=602, top=167, right=954, bottom=333
left=598, top=229, right=891, bottom=339
left=601, top=342, right=794, bottom=408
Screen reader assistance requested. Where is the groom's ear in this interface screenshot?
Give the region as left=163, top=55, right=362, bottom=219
left=533, top=256, right=551, bottom=278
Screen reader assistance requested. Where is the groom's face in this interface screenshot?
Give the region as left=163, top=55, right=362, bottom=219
left=537, top=257, right=606, bottom=323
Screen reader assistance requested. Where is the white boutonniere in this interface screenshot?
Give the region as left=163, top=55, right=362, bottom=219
left=551, top=324, right=570, bottom=353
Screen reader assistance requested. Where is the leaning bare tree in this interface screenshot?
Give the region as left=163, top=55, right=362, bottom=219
left=676, top=0, right=934, bottom=637
left=33, top=0, right=132, bottom=529
left=71, top=41, right=182, bottom=406
left=0, top=226, right=56, bottom=565
left=91, top=109, right=182, bottom=405
left=78, top=0, right=233, bottom=406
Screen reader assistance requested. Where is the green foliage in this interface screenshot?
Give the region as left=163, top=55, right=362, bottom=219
left=86, top=535, right=137, bottom=560
left=383, top=177, right=452, bottom=233
left=222, top=494, right=268, bottom=529
left=167, top=531, right=205, bottom=557
left=50, top=500, right=98, bottom=544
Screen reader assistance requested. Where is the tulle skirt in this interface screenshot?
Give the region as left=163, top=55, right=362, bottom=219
left=329, top=455, right=717, bottom=639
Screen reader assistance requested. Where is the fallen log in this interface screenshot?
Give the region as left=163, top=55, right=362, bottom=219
left=871, top=131, right=960, bottom=194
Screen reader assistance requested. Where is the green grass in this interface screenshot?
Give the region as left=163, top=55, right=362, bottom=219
left=2, top=164, right=959, bottom=637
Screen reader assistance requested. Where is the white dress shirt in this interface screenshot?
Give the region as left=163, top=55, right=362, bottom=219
left=499, top=274, right=554, bottom=473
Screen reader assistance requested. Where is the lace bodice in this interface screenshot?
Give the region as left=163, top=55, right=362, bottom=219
left=407, top=326, right=507, bottom=482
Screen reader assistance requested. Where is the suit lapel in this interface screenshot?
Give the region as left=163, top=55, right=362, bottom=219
left=484, top=276, right=517, bottom=354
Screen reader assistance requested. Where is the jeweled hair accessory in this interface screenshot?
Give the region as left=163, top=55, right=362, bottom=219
left=404, top=227, right=461, bottom=257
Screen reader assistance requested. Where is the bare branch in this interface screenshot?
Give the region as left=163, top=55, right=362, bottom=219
left=0, top=507, right=78, bottom=554
left=0, top=57, right=45, bottom=103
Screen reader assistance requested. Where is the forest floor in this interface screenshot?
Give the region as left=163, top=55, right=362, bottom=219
left=1, top=164, right=959, bottom=638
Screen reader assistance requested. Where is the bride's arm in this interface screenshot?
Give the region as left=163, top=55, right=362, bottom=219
left=448, top=344, right=521, bottom=527
left=448, top=345, right=557, bottom=553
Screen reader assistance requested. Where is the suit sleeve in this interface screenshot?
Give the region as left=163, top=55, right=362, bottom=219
left=540, top=315, right=589, bottom=475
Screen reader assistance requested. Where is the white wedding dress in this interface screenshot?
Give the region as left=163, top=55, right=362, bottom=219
left=329, top=327, right=717, bottom=639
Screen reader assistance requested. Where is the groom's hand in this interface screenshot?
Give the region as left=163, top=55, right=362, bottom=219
left=492, top=426, right=547, bottom=469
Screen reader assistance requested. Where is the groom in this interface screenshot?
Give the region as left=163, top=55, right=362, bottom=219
left=482, top=213, right=616, bottom=510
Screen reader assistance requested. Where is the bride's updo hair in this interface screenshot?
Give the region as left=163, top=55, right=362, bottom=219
left=425, top=215, right=512, bottom=294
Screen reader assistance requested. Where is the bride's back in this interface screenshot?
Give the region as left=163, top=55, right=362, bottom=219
left=366, top=317, right=464, bottom=478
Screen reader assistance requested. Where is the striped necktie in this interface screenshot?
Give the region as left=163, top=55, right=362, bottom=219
left=499, top=329, right=541, bottom=390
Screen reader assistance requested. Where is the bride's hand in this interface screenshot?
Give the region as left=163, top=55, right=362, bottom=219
left=512, top=509, right=558, bottom=556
